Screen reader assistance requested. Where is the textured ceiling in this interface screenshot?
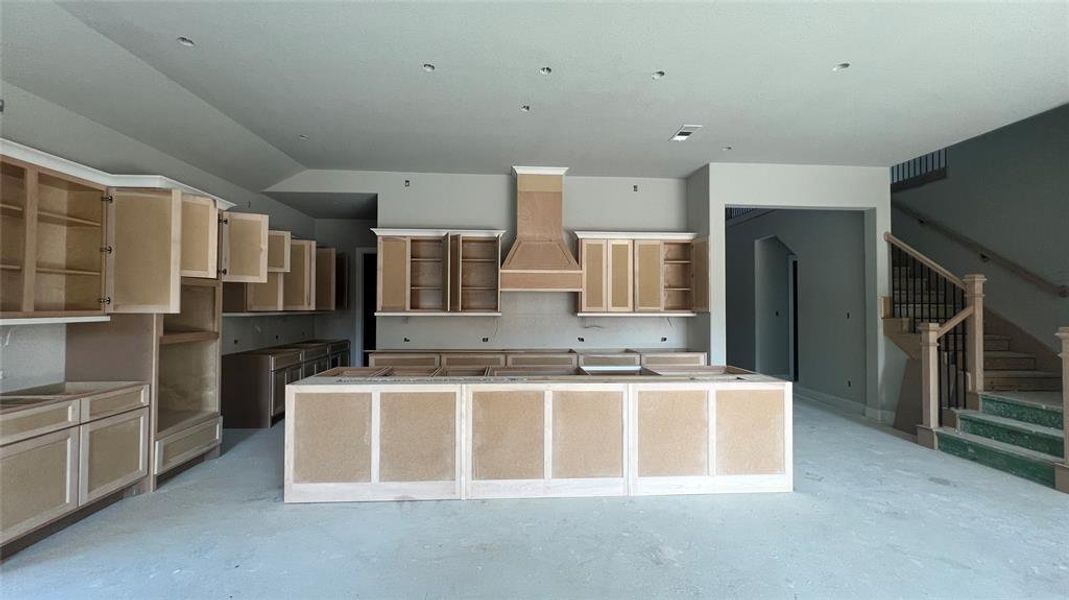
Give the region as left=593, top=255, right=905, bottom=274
left=1, top=1, right=1067, bottom=191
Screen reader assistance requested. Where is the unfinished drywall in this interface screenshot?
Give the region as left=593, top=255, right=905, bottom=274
left=892, top=104, right=1069, bottom=351
left=269, top=170, right=693, bottom=350
left=728, top=210, right=868, bottom=410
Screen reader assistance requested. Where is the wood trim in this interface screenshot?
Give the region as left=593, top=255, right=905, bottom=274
left=884, top=232, right=965, bottom=289
left=20, top=166, right=38, bottom=312
left=372, top=228, right=504, bottom=238
left=936, top=305, right=974, bottom=338
left=892, top=203, right=1067, bottom=298
left=575, top=231, right=698, bottom=241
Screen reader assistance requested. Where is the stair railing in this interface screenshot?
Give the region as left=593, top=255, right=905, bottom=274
left=1056, top=327, right=1068, bottom=493
left=885, top=232, right=986, bottom=448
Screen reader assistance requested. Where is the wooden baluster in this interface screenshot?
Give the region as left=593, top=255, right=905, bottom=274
left=1055, top=327, right=1069, bottom=493
left=962, top=274, right=986, bottom=408
left=918, top=323, right=941, bottom=449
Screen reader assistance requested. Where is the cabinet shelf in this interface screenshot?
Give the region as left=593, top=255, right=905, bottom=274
left=160, top=330, right=219, bottom=346
left=1, top=263, right=21, bottom=272
left=36, top=266, right=101, bottom=277
left=1, top=203, right=25, bottom=217
left=461, top=258, right=497, bottom=263
left=156, top=408, right=217, bottom=439
left=663, top=260, right=692, bottom=264
left=665, top=287, right=691, bottom=291
left=411, top=258, right=442, bottom=263
left=37, top=210, right=102, bottom=228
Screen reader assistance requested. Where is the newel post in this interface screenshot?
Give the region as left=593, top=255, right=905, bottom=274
left=1055, top=327, right=1069, bottom=493
left=963, top=274, right=986, bottom=401
left=917, top=323, right=941, bottom=449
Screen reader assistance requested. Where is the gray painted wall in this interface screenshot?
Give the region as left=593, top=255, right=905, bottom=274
left=312, top=219, right=377, bottom=356
left=727, top=210, right=868, bottom=408
left=892, top=104, right=1069, bottom=350
left=754, top=236, right=793, bottom=377
left=0, top=325, right=65, bottom=392
left=268, top=170, right=694, bottom=351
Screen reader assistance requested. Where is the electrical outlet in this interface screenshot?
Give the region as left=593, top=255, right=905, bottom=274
left=577, top=337, right=585, bottom=343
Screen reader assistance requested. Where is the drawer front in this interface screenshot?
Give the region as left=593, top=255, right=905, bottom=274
left=369, top=353, right=440, bottom=368
left=80, top=385, right=149, bottom=422
left=0, top=400, right=79, bottom=446
left=506, top=353, right=578, bottom=368
left=154, top=417, right=221, bottom=475
left=640, top=353, right=708, bottom=367
left=440, top=353, right=505, bottom=367
left=1, top=428, right=79, bottom=545
left=80, top=408, right=149, bottom=504
left=577, top=354, right=641, bottom=367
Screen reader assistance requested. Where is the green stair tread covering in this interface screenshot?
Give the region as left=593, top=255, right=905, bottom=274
left=936, top=429, right=1057, bottom=488
left=956, top=410, right=1064, bottom=458
left=981, top=393, right=1063, bottom=430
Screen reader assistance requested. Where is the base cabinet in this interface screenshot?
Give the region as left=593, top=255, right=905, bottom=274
left=154, top=416, right=221, bottom=476
left=79, top=408, right=149, bottom=504
left=0, top=428, right=79, bottom=545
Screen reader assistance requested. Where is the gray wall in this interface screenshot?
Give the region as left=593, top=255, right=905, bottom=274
left=268, top=170, right=695, bottom=351
left=754, top=236, right=793, bottom=377
left=727, top=210, right=868, bottom=408
left=892, top=104, right=1069, bottom=350
left=312, top=219, right=377, bottom=355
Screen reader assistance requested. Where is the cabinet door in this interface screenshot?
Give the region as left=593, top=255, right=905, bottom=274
left=0, top=427, right=79, bottom=545
left=106, top=188, right=182, bottom=313
left=219, top=212, right=268, bottom=283
left=633, top=240, right=663, bottom=312
left=246, top=272, right=284, bottom=311
left=267, top=230, right=291, bottom=273
left=579, top=239, right=607, bottom=312
left=283, top=240, right=316, bottom=310
left=315, top=247, right=336, bottom=311
left=179, top=195, right=218, bottom=279
left=448, top=233, right=462, bottom=311
left=607, top=240, right=634, bottom=312
left=79, top=408, right=148, bottom=504
left=377, top=237, right=409, bottom=312
left=272, top=370, right=289, bottom=417
left=691, top=238, right=710, bottom=312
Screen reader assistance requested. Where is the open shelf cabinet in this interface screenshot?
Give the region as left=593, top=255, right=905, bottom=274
left=374, top=229, right=503, bottom=315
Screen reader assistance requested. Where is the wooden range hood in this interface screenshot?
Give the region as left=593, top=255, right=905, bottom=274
left=499, top=166, right=583, bottom=292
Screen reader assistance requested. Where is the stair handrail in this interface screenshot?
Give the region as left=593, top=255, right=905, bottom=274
left=884, top=232, right=965, bottom=289
left=1056, top=327, right=1068, bottom=493
left=893, top=202, right=1068, bottom=298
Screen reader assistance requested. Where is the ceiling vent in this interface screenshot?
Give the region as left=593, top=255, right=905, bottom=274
left=670, top=124, right=702, bottom=142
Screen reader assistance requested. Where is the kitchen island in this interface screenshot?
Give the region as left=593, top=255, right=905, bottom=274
left=284, top=366, right=792, bottom=503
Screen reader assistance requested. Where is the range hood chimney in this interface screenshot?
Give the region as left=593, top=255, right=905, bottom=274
left=499, top=166, right=583, bottom=292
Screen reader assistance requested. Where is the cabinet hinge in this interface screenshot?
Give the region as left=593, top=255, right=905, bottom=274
left=100, top=245, right=113, bottom=254
left=101, top=195, right=114, bottom=204
left=218, top=216, right=229, bottom=225
left=97, top=297, right=111, bottom=305
left=219, top=268, right=228, bottom=276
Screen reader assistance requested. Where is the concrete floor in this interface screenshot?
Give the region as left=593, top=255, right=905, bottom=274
left=2, top=398, right=1067, bottom=599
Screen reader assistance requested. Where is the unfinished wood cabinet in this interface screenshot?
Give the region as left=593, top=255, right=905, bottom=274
left=368, top=352, right=440, bottom=368
left=107, top=188, right=183, bottom=314
left=180, top=194, right=218, bottom=279
left=315, top=247, right=336, bottom=311
left=267, top=230, right=291, bottom=273
left=284, top=239, right=316, bottom=310
left=575, top=232, right=706, bottom=316
left=219, top=212, right=268, bottom=283
left=78, top=407, right=149, bottom=504
left=373, top=229, right=503, bottom=315
left=0, top=428, right=79, bottom=545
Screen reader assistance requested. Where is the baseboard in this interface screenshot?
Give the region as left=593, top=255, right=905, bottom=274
left=794, top=385, right=865, bottom=415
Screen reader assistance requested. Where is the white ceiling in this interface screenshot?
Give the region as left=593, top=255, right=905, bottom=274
left=1, top=1, right=1067, bottom=191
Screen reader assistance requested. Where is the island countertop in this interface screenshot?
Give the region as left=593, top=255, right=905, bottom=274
left=284, top=365, right=792, bottom=503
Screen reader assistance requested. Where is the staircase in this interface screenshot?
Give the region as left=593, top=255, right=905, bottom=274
left=887, top=259, right=1065, bottom=490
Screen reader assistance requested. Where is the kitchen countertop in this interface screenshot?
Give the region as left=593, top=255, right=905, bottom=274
left=298, top=365, right=782, bottom=386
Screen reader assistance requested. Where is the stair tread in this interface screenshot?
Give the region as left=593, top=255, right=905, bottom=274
left=937, top=428, right=1062, bottom=463
left=984, top=334, right=1012, bottom=340
left=981, top=391, right=1063, bottom=412
left=984, top=369, right=1061, bottom=378
left=956, top=410, right=1063, bottom=438
left=983, top=351, right=1034, bottom=359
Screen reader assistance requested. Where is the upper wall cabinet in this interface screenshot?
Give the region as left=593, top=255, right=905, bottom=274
left=283, top=239, right=316, bottom=311
left=315, top=247, right=336, bottom=311
left=372, top=228, right=504, bottom=316
left=218, top=212, right=268, bottom=283
left=180, top=195, right=218, bottom=279
left=1, top=155, right=192, bottom=318
left=267, top=230, right=291, bottom=273
left=575, top=232, right=708, bottom=316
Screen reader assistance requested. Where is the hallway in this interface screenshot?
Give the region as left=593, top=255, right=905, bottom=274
left=2, top=398, right=1067, bottom=600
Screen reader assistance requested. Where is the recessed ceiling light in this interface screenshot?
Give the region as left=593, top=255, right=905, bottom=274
left=539, top=66, right=552, bottom=75
left=669, top=124, right=702, bottom=141
left=176, top=36, right=195, bottom=47
left=422, top=63, right=436, bottom=72
left=520, top=105, right=531, bottom=112
left=833, top=62, right=850, bottom=71
left=652, top=70, right=666, bottom=80
left=297, top=134, right=309, bottom=140
left=722, top=145, right=733, bottom=151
